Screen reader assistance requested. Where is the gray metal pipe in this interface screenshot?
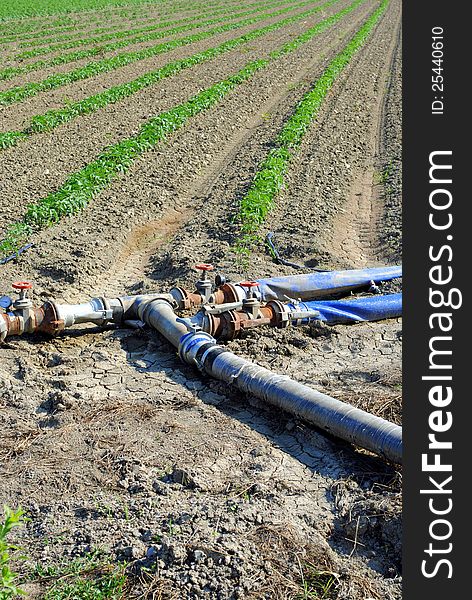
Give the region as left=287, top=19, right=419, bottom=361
left=138, top=297, right=402, bottom=464
left=135, top=297, right=187, bottom=347
left=204, top=347, right=402, bottom=463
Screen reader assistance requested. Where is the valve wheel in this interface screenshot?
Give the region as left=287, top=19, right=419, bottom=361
left=239, top=281, right=259, bottom=288
left=195, top=263, right=214, bottom=271
left=12, top=281, right=33, bottom=290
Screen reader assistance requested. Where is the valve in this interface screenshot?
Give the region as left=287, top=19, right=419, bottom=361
left=239, top=281, right=260, bottom=319
left=12, top=281, right=33, bottom=310
left=239, top=281, right=259, bottom=297
left=194, top=263, right=214, bottom=304
left=195, top=263, right=214, bottom=274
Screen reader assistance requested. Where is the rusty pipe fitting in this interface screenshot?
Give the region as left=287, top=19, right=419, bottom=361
left=0, top=300, right=65, bottom=342
left=198, top=305, right=275, bottom=340
left=170, top=286, right=205, bottom=311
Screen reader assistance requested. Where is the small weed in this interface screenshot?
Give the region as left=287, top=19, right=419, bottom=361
left=374, top=159, right=395, bottom=184
left=296, top=563, right=338, bottom=599
left=166, top=518, right=179, bottom=537
left=31, top=550, right=126, bottom=600
left=0, top=506, right=26, bottom=600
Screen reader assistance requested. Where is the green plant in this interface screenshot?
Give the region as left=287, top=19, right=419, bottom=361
left=43, top=568, right=125, bottom=599
left=233, top=0, right=389, bottom=256
left=31, top=551, right=126, bottom=600
left=296, top=563, right=338, bottom=599
left=0, top=0, right=353, bottom=256
left=0, top=0, right=321, bottom=98
left=374, top=158, right=395, bottom=184
left=0, top=506, right=26, bottom=600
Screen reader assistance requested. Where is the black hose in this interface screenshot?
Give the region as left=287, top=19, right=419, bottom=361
left=0, top=243, right=33, bottom=265
left=265, top=232, right=328, bottom=272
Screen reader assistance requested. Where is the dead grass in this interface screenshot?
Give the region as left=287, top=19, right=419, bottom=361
left=247, top=524, right=339, bottom=599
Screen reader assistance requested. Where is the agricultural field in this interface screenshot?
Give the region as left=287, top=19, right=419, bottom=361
left=0, top=0, right=402, bottom=598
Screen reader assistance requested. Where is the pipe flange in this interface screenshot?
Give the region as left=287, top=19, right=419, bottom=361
left=37, top=301, right=64, bottom=335
left=170, top=287, right=194, bottom=310
left=266, top=300, right=289, bottom=328
left=112, top=300, right=125, bottom=324
left=98, top=297, right=112, bottom=326
left=215, top=283, right=241, bottom=304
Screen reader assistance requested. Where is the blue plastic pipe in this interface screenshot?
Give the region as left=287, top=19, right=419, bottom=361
left=254, top=265, right=402, bottom=301
left=286, top=293, right=402, bottom=325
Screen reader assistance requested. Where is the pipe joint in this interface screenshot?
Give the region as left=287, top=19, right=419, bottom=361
left=170, top=287, right=202, bottom=310
left=211, top=283, right=246, bottom=305
left=55, top=297, right=113, bottom=328
left=36, top=301, right=64, bottom=335
left=135, top=296, right=175, bottom=324
left=179, top=330, right=217, bottom=369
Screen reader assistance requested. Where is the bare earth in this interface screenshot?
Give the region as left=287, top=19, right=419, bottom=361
left=0, top=0, right=403, bottom=598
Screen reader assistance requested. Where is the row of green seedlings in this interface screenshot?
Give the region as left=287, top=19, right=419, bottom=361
left=0, top=5, right=148, bottom=44
left=2, top=0, right=243, bottom=50
left=0, top=0, right=323, bottom=105
left=0, top=17, right=80, bottom=38
left=11, top=0, right=306, bottom=58
left=0, top=11, right=155, bottom=47
left=0, top=0, right=158, bottom=22
left=0, top=0, right=266, bottom=43
left=1, top=23, right=86, bottom=44
left=0, top=0, right=342, bottom=149
left=0, top=0, right=305, bottom=80
left=234, top=0, right=389, bottom=260
left=17, top=0, right=282, bottom=52
left=0, top=0, right=164, bottom=39
left=0, top=0, right=364, bottom=256
left=14, top=0, right=258, bottom=48
left=4, top=0, right=293, bottom=63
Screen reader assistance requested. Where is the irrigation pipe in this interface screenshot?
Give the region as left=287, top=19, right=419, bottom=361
left=135, top=296, right=402, bottom=464
left=0, top=267, right=403, bottom=464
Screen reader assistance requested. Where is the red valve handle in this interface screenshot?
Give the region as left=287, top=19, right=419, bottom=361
left=239, top=281, right=259, bottom=288
left=195, top=263, right=214, bottom=271
left=12, top=281, right=33, bottom=290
